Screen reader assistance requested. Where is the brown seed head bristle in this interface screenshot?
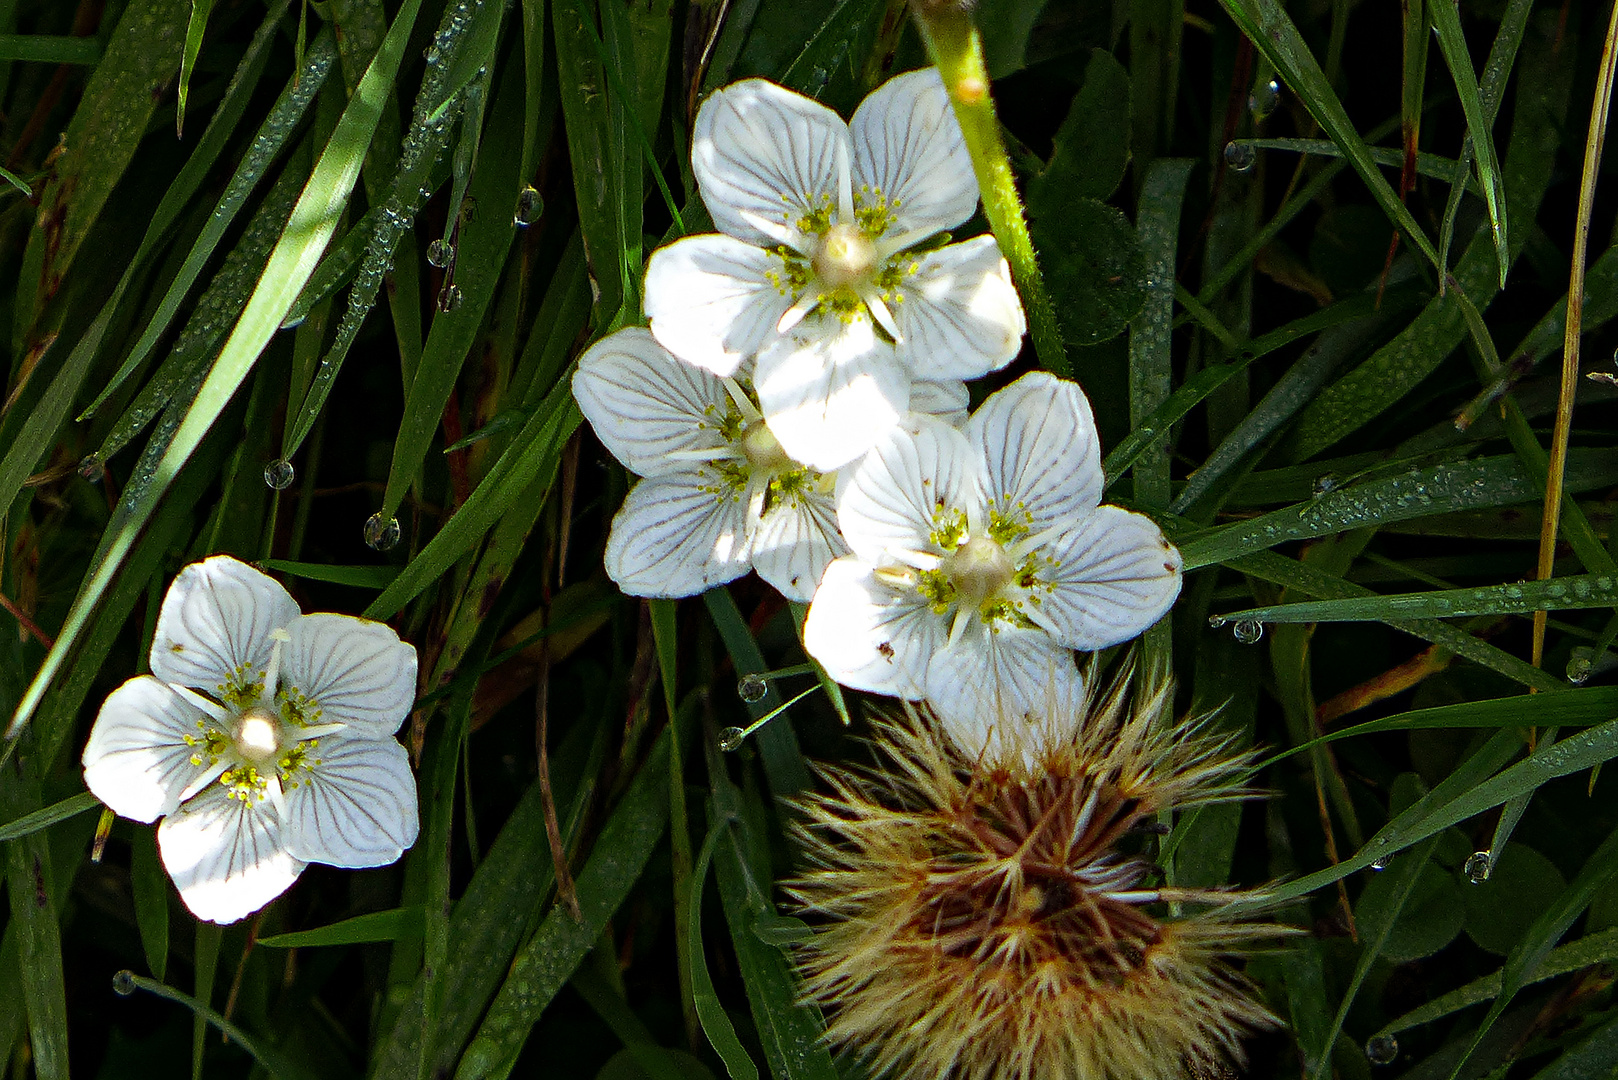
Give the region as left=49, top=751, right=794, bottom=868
left=786, top=676, right=1290, bottom=1080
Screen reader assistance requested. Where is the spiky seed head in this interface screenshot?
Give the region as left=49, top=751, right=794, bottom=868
left=786, top=673, right=1290, bottom=1080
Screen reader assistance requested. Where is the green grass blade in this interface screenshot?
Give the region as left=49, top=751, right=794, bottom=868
left=120, top=972, right=309, bottom=1079
left=0, top=791, right=98, bottom=842
left=130, top=828, right=169, bottom=982
left=1212, top=572, right=1618, bottom=626
left=1215, top=0, right=1439, bottom=271
left=1, top=767, right=69, bottom=1080
left=176, top=0, right=214, bottom=137
left=1428, top=0, right=1509, bottom=285
left=1128, top=158, right=1195, bottom=509
left=258, top=907, right=425, bottom=948
left=8, top=0, right=426, bottom=741
left=0, top=34, right=100, bottom=63
left=452, top=732, right=671, bottom=1080
left=688, top=816, right=761, bottom=1080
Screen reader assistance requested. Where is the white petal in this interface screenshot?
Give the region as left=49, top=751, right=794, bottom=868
left=851, top=69, right=978, bottom=240
left=150, top=556, right=301, bottom=696
left=802, top=557, right=939, bottom=698
left=82, top=676, right=218, bottom=823
left=279, top=614, right=417, bottom=738
left=280, top=733, right=419, bottom=868
left=837, top=417, right=980, bottom=566
left=968, top=371, right=1103, bottom=538
left=572, top=326, right=733, bottom=476
left=908, top=380, right=969, bottom=427
left=924, top=621, right=1083, bottom=764
left=644, top=236, right=798, bottom=375
left=894, top=236, right=1026, bottom=379
left=158, top=783, right=304, bottom=924
left=693, top=79, right=851, bottom=249
left=1037, top=506, right=1184, bottom=651
left=754, top=313, right=909, bottom=471
left=604, top=469, right=754, bottom=597
left=750, top=477, right=848, bottom=602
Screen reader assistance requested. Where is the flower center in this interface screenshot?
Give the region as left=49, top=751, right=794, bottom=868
left=739, top=420, right=793, bottom=474
left=943, top=536, right=1016, bottom=608
left=811, top=224, right=876, bottom=290
left=233, top=708, right=282, bottom=764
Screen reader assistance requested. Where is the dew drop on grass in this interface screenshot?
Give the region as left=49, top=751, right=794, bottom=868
left=1249, top=78, right=1281, bottom=119
left=737, top=673, right=768, bottom=703
left=426, top=238, right=454, bottom=267
left=718, top=726, right=746, bottom=752
left=1223, top=141, right=1257, bottom=173
left=1365, top=1035, right=1398, bottom=1066
left=78, top=455, right=104, bottom=483
left=1370, top=853, right=1393, bottom=871
left=1232, top=619, right=1264, bottom=645
left=514, top=185, right=543, bottom=226
left=363, top=512, right=401, bottom=551
left=1567, top=652, right=1593, bottom=684
left=111, top=970, right=137, bottom=996
left=1463, top=851, right=1493, bottom=884
left=263, top=459, right=295, bottom=490
left=1312, top=473, right=1340, bottom=497
left=438, top=284, right=464, bottom=312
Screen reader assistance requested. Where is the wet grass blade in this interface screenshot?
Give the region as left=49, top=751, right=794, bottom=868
left=1129, top=159, right=1195, bottom=509
left=258, top=908, right=425, bottom=948
left=0, top=791, right=98, bottom=843
left=0, top=34, right=100, bottom=63
left=176, top=0, right=213, bottom=137
left=1429, top=0, right=1509, bottom=285
left=8, top=0, right=426, bottom=741
left=1213, top=572, right=1618, bottom=625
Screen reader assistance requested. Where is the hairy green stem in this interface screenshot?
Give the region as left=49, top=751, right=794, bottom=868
left=911, top=6, right=1069, bottom=377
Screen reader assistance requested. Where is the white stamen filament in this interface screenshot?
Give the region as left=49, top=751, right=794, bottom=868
left=720, top=376, right=762, bottom=423
left=261, top=627, right=292, bottom=703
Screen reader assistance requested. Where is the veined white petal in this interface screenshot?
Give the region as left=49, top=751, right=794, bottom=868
left=895, top=236, right=1026, bottom=379
left=802, top=557, right=939, bottom=698
left=693, top=79, right=851, bottom=249
left=754, top=313, right=908, bottom=471
left=279, top=614, right=417, bottom=738
left=908, top=379, right=969, bottom=427
left=573, top=327, right=733, bottom=476
left=157, top=783, right=304, bottom=924
left=750, top=477, right=848, bottom=602
left=1037, top=505, right=1183, bottom=650
left=644, top=236, right=798, bottom=375
left=837, top=417, right=980, bottom=566
left=604, top=469, right=754, bottom=598
left=280, top=733, right=419, bottom=868
left=150, top=556, right=300, bottom=697
left=82, top=676, right=219, bottom=823
left=924, top=620, right=1083, bottom=765
left=969, top=371, right=1103, bottom=537
left=851, top=69, right=978, bottom=241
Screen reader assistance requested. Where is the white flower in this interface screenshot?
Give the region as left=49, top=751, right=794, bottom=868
left=643, top=69, right=1026, bottom=471
left=802, top=372, right=1183, bottom=756
left=82, top=556, right=420, bottom=924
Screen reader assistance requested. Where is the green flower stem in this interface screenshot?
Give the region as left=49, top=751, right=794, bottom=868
left=912, top=7, right=1069, bottom=378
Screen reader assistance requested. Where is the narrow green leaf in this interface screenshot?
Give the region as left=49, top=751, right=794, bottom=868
left=258, top=907, right=425, bottom=948
left=256, top=560, right=399, bottom=588
left=2, top=766, right=69, bottom=1080
left=453, top=733, right=671, bottom=1080
left=0, top=791, right=97, bottom=843
left=1428, top=0, right=1508, bottom=284
left=10, top=0, right=425, bottom=740
left=120, top=972, right=309, bottom=1080
left=1214, top=572, right=1618, bottom=626
left=131, top=828, right=169, bottom=982
left=176, top=0, right=214, bottom=137
left=0, top=34, right=101, bottom=63
left=1525, top=1011, right=1618, bottom=1080
left=1129, top=158, right=1194, bottom=508
left=688, top=817, right=760, bottom=1080
left=1227, top=138, right=1472, bottom=186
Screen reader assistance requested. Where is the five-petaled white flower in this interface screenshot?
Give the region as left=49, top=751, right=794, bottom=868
left=82, top=556, right=420, bottom=924
left=803, top=372, right=1183, bottom=756
left=644, top=69, right=1025, bottom=471
left=573, top=328, right=969, bottom=601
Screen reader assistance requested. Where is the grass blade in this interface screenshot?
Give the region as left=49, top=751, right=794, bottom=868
left=1428, top=0, right=1509, bottom=285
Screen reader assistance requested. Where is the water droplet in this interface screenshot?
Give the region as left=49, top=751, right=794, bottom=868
left=1223, top=141, right=1257, bottom=173
left=718, top=726, right=746, bottom=752
left=438, top=284, right=464, bottom=312
left=1365, top=1034, right=1398, bottom=1065
left=111, top=970, right=137, bottom=996
left=1463, top=851, right=1493, bottom=884
left=513, top=185, right=543, bottom=226
left=1248, top=77, right=1281, bottom=119
left=737, top=673, right=768, bottom=703
left=1313, top=473, right=1340, bottom=497
left=425, top=45, right=441, bottom=65
left=363, top=512, right=401, bottom=551
left=426, top=238, right=455, bottom=267
left=1567, top=652, right=1593, bottom=684
left=1370, top=853, right=1393, bottom=871
left=1232, top=619, right=1264, bottom=645
left=78, top=455, right=104, bottom=483
left=263, top=459, right=295, bottom=490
